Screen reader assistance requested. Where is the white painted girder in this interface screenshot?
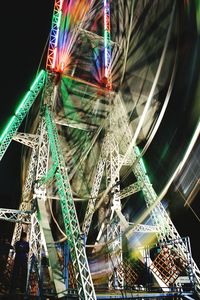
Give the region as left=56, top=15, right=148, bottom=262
left=26, top=212, right=43, bottom=295
left=120, top=181, right=141, bottom=199
left=114, top=93, right=200, bottom=291
left=82, top=157, right=106, bottom=237
left=33, top=76, right=67, bottom=296
left=0, top=208, right=31, bottom=224
left=45, top=106, right=96, bottom=300
left=13, top=132, right=38, bottom=148
left=128, top=222, right=159, bottom=233
left=55, top=117, right=97, bottom=131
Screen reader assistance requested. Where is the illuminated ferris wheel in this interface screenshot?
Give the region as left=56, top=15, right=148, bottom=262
left=0, top=1, right=200, bottom=299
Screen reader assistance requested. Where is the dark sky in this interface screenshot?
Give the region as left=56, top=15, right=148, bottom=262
left=0, top=0, right=54, bottom=236
left=0, top=0, right=199, bottom=270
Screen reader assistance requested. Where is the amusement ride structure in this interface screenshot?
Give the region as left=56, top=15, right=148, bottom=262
left=0, top=0, right=199, bottom=299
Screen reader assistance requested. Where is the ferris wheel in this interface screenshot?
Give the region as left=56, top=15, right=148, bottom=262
left=0, top=1, right=200, bottom=299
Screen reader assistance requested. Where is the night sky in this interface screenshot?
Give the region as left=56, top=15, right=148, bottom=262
left=0, top=0, right=199, bottom=270
left=0, top=0, right=54, bottom=237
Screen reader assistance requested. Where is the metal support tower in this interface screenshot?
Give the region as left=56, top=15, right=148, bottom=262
left=45, top=105, right=96, bottom=299
left=113, top=94, right=200, bottom=291
left=0, top=1, right=200, bottom=299
left=82, top=90, right=200, bottom=293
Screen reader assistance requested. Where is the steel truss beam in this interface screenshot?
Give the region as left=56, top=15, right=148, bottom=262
left=46, top=0, right=63, bottom=70
left=27, top=73, right=67, bottom=296
left=5, top=114, right=68, bottom=296
left=128, top=222, right=159, bottom=233
left=81, top=90, right=200, bottom=292
left=104, top=132, right=123, bottom=287
left=82, top=157, right=105, bottom=237
left=10, top=127, right=41, bottom=248
left=114, top=93, right=200, bottom=291
left=0, top=208, right=31, bottom=224
left=81, top=129, right=125, bottom=287
left=26, top=212, right=43, bottom=295
left=55, top=116, right=97, bottom=131
left=13, top=132, right=38, bottom=148
left=90, top=130, right=124, bottom=288
left=46, top=0, right=97, bottom=72
left=5, top=141, right=41, bottom=289
left=1, top=0, right=199, bottom=297
left=34, top=112, right=67, bottom=296
left=45, top=106, right=96, bottom=300
left=132, top=155, right=200, bottom=289
left=120, top=181, right=141, bottom=199
left=0, top=70, right=45, bottom=162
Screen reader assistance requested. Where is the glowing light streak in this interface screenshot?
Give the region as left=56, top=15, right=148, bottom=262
left=177, top=121, right=200, bottom=175
left=62, top=73, right=107, bottom=92
left=126, top=120, right=200, bottom=240
left=195, top=0, right=200, bottom=32
left=59, top=0, right=64, bottom=10
left=141, top=54, right=177, bottom=157
left=15, top=70, right=45, bottom=115
left=46, top=0, right=64, bottom=70
left=50, top=0, right=93, bottom=72
left=52, top=9, right=63, bottom=69
left=103, top=0, right=111, bottom=88
left=0, top=116, right=15, bottom=143
left=135, top=146, right=147, bottom=174
left=0, top=70, right=45, bottom=155
left=119, top=1, right=176, bottom=169
left=83, top=1, right=176, bottom=224
left=1, top=70, right=45, bottom=142
left=15, top=92, right=31, bottom=115
left=30, top=70, right=45, bottom=90
left=135, top=147, right=152, bottom=186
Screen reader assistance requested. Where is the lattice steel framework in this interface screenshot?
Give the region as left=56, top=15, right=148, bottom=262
left=45, top=106, right=96, bottom=299
left=0, top=70, right=45, bottom=162
left=0, top=1, right=200, bottom=299
left=46, top=0, right=63, bottom=70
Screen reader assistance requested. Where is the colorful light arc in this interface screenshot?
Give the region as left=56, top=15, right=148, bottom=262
left=103, top=0, right=112, bottom=88
left=47, top=0, right=112, bottom=90
left=0, top=70, right=45, bottom=143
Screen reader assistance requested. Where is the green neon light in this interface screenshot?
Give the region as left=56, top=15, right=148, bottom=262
left=15, top=92, right=31, bottom=115
left=0, top=116, right=15, bottom=143
left=146, top=176, right=151, bottom=184
left=134, top=146, right=152, bottom=184
left=15, top=70, right=45, bottom=115
left=135, top=146, right=147, bottom=174
left=53, top=10, right=62, bottom=51
left=30, top=70, right=45, bottom=90
left=0, top=70, right=45, bottom=143
left=58, top=10, right=62, bottom=28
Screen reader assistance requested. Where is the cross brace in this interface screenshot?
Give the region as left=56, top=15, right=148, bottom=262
left=13, top=132, right=38, bottom=148
left=0, top=208, right=31, bottom=224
